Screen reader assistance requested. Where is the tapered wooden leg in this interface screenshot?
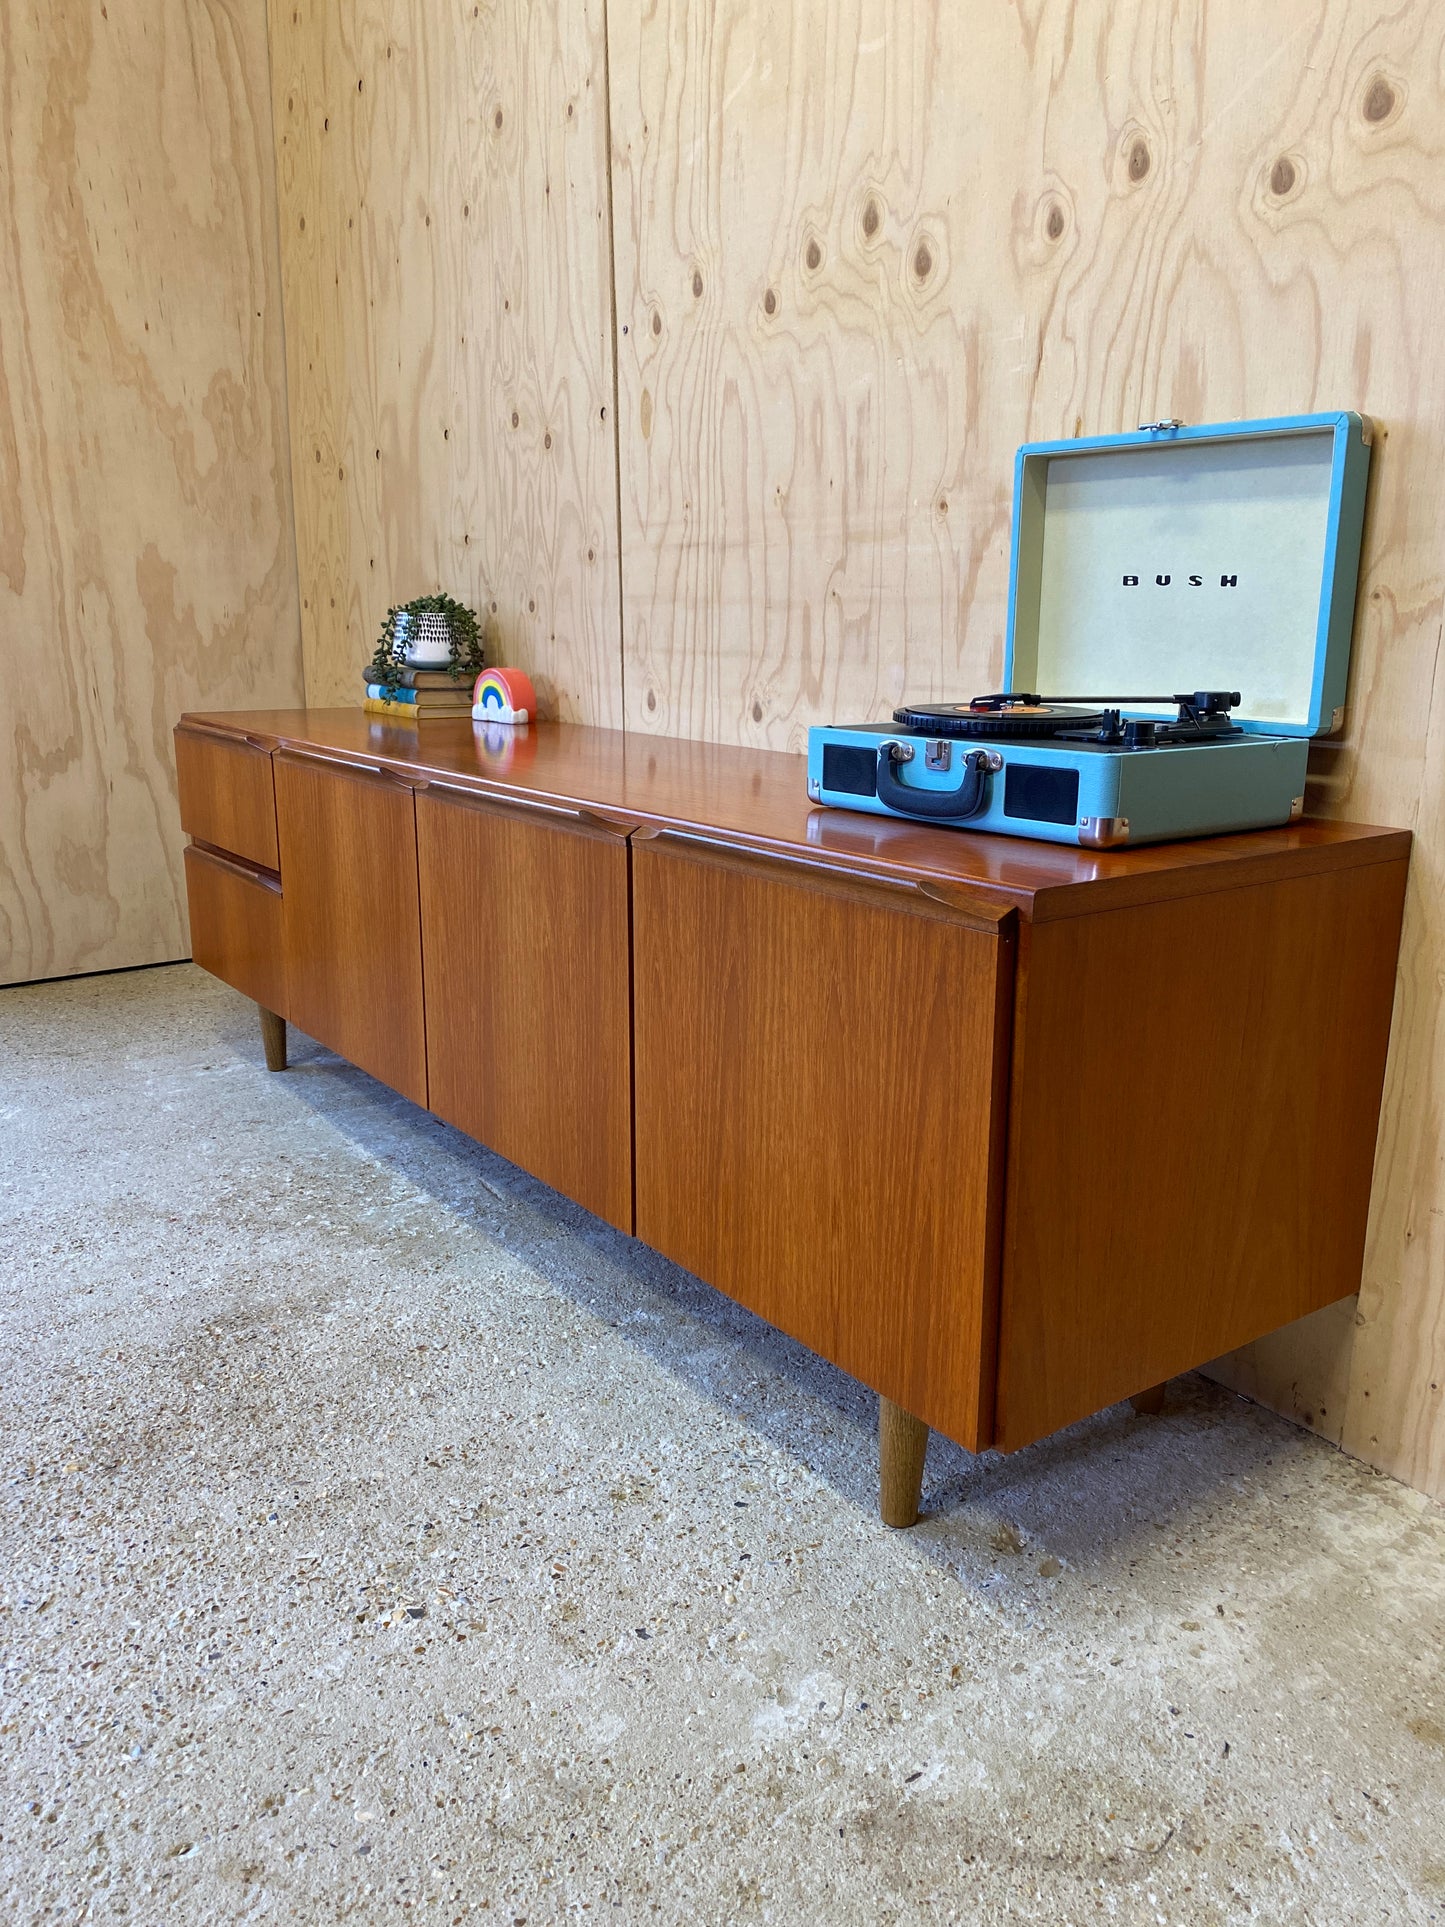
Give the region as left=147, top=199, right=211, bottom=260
left=1131, top=1382, right=1167, bottom=1416
left=259, top=1005, right=287, bottom=1072
left=879, top=1396, right=929, bottom=1529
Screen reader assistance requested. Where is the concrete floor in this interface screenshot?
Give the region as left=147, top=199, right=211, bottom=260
left=2, top=964, right=1443, bottom=1926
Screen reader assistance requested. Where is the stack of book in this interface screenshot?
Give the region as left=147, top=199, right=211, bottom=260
left=362, top=666, right=475, bottom=722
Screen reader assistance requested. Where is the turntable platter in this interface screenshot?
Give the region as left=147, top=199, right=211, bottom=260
left=891, top=699, right=1108, bottom=740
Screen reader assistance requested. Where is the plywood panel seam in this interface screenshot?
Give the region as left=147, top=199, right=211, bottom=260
left=259, top=0, right=307, bottom=702
left=599, top=0, right=630, bottom=730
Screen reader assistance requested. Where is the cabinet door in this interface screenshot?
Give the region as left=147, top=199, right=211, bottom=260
left=416, top=785, right=634, bottom=1231
left=274, top=750, right=426, bottom=1106
left=632, top=833, right=1015, bottom=1451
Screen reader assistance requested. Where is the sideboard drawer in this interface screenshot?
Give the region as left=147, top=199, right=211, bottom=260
left=631, top=833, right=1016, bottom=1451
left=183, top=843, right=286, bottom=1017
left=175, top=723, right=279, bottom=872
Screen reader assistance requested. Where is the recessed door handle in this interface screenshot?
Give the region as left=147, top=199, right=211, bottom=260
left=418, top=778, right=639, bottom=837
left=277, top=746, right=419, bottom=787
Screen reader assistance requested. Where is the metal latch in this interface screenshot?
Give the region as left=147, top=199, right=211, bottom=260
left=1138, top=417, right=1186, bottom=433
left=924, top=739, right=952, bottom=772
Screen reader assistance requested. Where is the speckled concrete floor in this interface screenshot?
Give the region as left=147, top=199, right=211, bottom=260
left=2, top=963, right=1443, bottom=1926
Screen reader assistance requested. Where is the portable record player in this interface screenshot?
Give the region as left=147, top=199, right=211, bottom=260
left=807, top=411, right=1372, bottom=846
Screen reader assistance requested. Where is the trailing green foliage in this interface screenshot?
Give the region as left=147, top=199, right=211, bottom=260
left=366, top=593, right=485, bottom=695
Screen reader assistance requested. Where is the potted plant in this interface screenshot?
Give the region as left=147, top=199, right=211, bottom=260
left=365, top=593, right=485, bottom=697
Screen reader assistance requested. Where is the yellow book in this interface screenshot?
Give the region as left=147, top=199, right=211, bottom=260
left=363, top=698, right=421, bottom=722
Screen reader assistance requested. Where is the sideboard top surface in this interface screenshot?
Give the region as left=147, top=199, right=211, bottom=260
left=179, top=710, right=1409, bottom=922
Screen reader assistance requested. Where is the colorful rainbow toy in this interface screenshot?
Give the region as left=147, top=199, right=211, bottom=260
left=472, top=667, right=537, bottom=726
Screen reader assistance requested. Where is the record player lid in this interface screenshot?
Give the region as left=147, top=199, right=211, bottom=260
left=1004, top=413, right=1371, bottom=738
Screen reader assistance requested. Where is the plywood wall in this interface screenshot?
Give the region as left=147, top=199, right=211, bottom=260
left=606, top=0, right=1445, bottom=1497
left=0, top=1, right=302, bottom=986
left=48, top=0, right=1429, bottom=1492
left=267, top=0, right=622, bottom=722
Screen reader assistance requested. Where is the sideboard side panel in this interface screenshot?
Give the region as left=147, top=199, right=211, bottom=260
left=996, top=856, right=1410, bottom=1451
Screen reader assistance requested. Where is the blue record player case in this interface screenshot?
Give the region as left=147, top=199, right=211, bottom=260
left=808, top=412, right=1372, bottom=846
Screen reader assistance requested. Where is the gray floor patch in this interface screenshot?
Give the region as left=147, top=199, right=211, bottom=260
left=1, top=964, right=1442, bottom=1924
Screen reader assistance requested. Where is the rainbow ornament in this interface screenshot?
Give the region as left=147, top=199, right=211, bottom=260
left=471, top=667, right=537, bottom=726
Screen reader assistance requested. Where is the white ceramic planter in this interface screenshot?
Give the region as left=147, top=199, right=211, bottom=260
left=394, top=609, right=453, bottom=666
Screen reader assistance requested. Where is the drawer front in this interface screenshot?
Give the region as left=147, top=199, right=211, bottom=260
left=416, top=786, right=634, bottom=1232
left=184, top=844, right=286, bottom=1017
left=631, top=834, right=1015, bottom=1451
left=175, top=724, right=279, bottom=872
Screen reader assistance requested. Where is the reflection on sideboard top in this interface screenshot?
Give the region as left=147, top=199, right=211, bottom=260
left=179, top=710, right=1409, bottom=925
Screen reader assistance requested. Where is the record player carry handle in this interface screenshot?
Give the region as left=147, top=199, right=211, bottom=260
left=875, top=743, right=994, bottom=821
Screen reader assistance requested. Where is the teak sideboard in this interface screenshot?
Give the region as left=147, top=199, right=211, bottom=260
left=176, top=711, right=1410, bottom=1526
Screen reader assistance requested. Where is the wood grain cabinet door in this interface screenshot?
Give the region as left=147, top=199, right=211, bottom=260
left=631, top=832, right=1016, bottom=1451
left=415, top=786, right=634, bottom=1232
left=274, top=750, right=427, bottom=1106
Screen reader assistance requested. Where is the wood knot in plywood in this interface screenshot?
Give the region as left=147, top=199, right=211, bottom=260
left=1362, top=73, right=1399, bottom=123
left=912, top=236, right=934, bottom=281
left=1270, top=156, right=1296, bottom=196
left=692, top=267, right=704, bottom=298
left=1045, top=202, right=1065, bottom=241
left=805, top=236, right=822, bottom=271
left=861, top=197, right=880, bottom=239
left=763, top=287, right=777, bottom=316
left=1127, top=138, right=1151, bottom=182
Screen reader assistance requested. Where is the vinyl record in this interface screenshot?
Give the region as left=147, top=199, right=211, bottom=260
left=892, top=699, right=1108, bottom=740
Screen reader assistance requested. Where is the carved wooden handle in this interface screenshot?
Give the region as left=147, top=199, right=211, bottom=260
left=177, top=719, right=273, bottom=754
left=633, top=826, right=1014, bottom=932
left=417, top=778, right=638, bottom=838
left=184, top=840, right=281, bottom=891
left=275, top=745, right=417, bottom=787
